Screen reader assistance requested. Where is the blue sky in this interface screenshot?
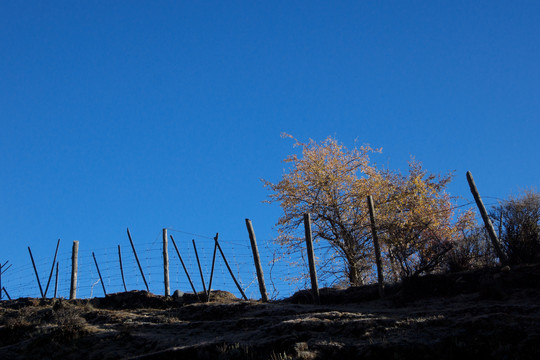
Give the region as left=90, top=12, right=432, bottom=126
left=1, top=1, right=539, bottom=298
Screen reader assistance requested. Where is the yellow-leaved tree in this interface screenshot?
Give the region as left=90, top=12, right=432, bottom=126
left=263, top=135, right=473, bottom=286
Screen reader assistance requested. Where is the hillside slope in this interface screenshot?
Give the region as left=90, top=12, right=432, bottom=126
left=0, top=264, right=539, bottom=359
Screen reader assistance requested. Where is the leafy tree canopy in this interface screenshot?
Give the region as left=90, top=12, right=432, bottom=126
left=264, top=134, right=473, bottom=286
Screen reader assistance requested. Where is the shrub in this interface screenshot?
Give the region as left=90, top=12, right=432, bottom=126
left=490, top=189, right=540, bottom=265
left=51, top=301, right=88, bottom=340
left=445, top=227, right=497, bottom=272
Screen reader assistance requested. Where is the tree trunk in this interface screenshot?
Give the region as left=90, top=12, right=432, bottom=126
left=348, top=261, right=362, bottom=286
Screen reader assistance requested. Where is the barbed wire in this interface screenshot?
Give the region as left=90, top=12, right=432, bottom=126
left=166, top=228, right=215, bottom=240
left=1, top=193, right=509, bottom=301
left=1, top=233, right=299, bottom=301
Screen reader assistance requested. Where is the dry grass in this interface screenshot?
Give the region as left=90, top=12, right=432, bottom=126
left=0, top=264, right=539, bottom=359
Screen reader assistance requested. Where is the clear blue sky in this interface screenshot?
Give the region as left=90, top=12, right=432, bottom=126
left=1, top=1, right=539, bottom=298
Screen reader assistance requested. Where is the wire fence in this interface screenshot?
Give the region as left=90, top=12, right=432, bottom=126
left=1, top=229, right=309, bottom=301
left=1, top=196, right=502, bottom=302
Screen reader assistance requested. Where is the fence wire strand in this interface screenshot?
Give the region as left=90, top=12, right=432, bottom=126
left=1, top=193, right=499, bottom=301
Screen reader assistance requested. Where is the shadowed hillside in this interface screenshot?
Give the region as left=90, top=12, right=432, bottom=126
left=0, top=264, right=539, bottom=359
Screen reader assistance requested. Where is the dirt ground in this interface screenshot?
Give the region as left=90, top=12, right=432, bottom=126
left=0, top=264, right=539, bottom=359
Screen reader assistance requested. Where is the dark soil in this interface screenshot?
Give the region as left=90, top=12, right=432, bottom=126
left=1, top=264, right=539, bottom=359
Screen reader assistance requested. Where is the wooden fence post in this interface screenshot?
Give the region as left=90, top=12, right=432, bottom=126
left=0, top=261, right=8, bottom=301
left=118, top=245, right=127, bottom=292
left=92, top=252, right=107, bottom=296
left=54, top=262, right=59, bottom=299
left=367, top=196, right=385, bottom=298
left=2, top=287, right=11, bottom=301
left=170, top=235, right=200, bottom=301
left=0, top=262, right=3, bottom=301
left=206, top=236, right=218, bottom=302
left=44, top=239, right=60, bottom=297
left=70, top=240, right=79, bottom=300
left=163, top=228, right=170, bottom=297
left=0, top=262, right=11, bottom=276
left=304, top=214, right=320, bottom=305
left=28, top=247, right=44, bottom=298
left=245, top=219, right=269, bottom=302
left=214, top=236, right=249, bottom=300
left=192, top=239, right=208, bottom=300
left=127, top=228, right=150, bottom=292
left=466, top=171, right=508, bottom=264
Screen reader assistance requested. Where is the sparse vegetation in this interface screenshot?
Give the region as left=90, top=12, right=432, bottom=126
left=443, top=189, right=540, bottom=273
left=50, top=300, right=88, bottom=340
left=0, top=264, right=539, bottom=359
left=490, top=189, right=540, bottom=265
left=444, top=227, right=497, bottom=273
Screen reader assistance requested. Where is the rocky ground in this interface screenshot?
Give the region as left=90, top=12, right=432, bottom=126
left=0, top=263, right=539, bottom=359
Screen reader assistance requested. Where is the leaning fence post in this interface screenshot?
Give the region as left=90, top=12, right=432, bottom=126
left=0, top=261, right=7, bottom=301
left=0, top=262, right=11, bottom=276
left=192, top=239, right=208, bottom=300
left=214, top=236, right=249, bottom=300
left=2, top=287, right=11, bottom=301
left=44, top=239, right=60, bottom=297
left=163, top=228, right=170, bottom=297
left=0, top=262, right=3, bottom=301
left=127, top=228, right=150, bottom=292
left=170, top=235, right=200, bottom=301
left=54, top=261, right=59, bottom=299
left=367, top=196, right=385, bottom=298
left=466, top=171, right=508, bottom=264
left=245, top=219, right=269, bottom=302
left=92, top=252, right=107, bottom=296
left=304, top=214, right=320, bottom=305
left=206, top=236, right=218, bottom=302
left=118, top=245, right=127, bottom=292
left=28, top=247, right=44, bottom=298
left=70, top=241, right=79, bottom=299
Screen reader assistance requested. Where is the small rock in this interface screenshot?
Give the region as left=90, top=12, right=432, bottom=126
left=172, top=290, right=184, bottom=299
